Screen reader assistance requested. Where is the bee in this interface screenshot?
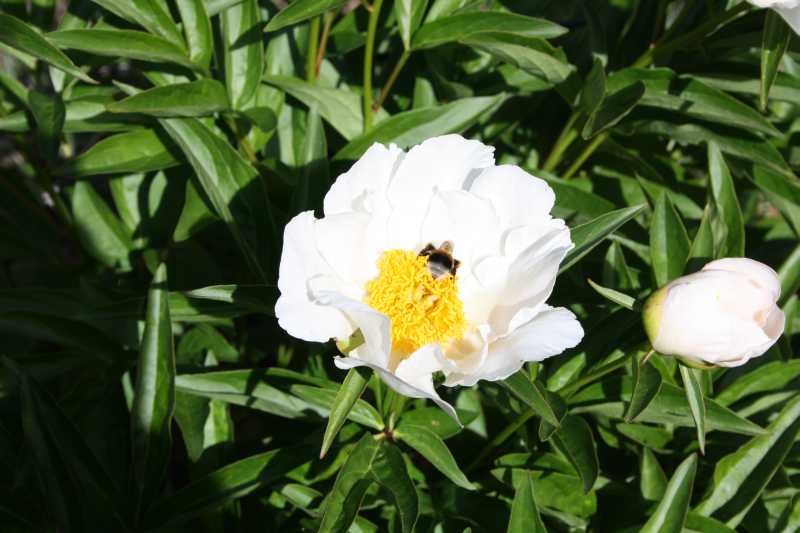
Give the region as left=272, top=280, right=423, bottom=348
left=419, top=240, right=460, bottom=279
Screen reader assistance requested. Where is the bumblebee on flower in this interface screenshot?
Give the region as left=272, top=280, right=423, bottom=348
left=275, top=134, right=584, bottom=419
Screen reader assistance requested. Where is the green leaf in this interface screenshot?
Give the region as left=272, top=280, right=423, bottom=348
left=650, top=192, right=690, bottom=287
left=289, top=384, right=384, bottom=430
left=689, top=204, right=715, bottom=262
left=176, top=0, right=213, bottom=70
left=580, top=57, right=606, bottom=116
left=131, top=263, right=176, bottom=517
left=398, top=407, right=467, bottom=439
left=748, top=165, right=800, bottom=238
left=335, top=95, right=505, bottom=160
left=61, top=129, right=181, bottom=176
left=173, top=391, right=209, bottom=462
left=319, top=435, right=419, bottom=533
left=146, top=447, right=311, bottom=527
left=28, top=90, right=65, bottom=164
left=570, top=377, right=764, bottom=436
left=461, top=33, right=573, bottom=84
left=608, top=68, right=779, bottom=137
left=715, top=360, right=800, bottom=407
left=265, top=0, right=349, bottom=32
left=107, top=80, right=229, bottom=117
left=640, top=447, right=667, bottom=501
left=587, top=278, right=637, bottom=310
left=640, top=454, right=697, bottom=533
left=320, top=367, right=371, bottom=459
left=506, top=471, right=547, bottom=533
left=159, top=116, right=273, bottom=282
left=560, top=204, right=646, bottom=273
left=551, top=415, right=598, bottom=494
left=582, top=81, right=645, bottom=139
left=264, top=75, right=385, bottom=140
left=394, top=0, right=429, bottom=50
left=626, top=358, right=662, bottom=422
left=708, top=143, right=745, bottom=258
left=412, top=12, right=567, bottom=50
left=0, top=14, right=95, bottom=84
left=696, top=395, right=800, bottom=527
left=503, top=371, right=566, bottom=427
left=760, top=10, right=791, bottom=111
left=71, top=181, right=134, bottom=270
left=222, top=0, right=263, bottom=109
left=679, top=365, right=706, bottom=455
left=48, top=29, right=195, bottom=70
left=395, top=423, right=474, bottom=490
left=90, top=0, right=185, bottom=46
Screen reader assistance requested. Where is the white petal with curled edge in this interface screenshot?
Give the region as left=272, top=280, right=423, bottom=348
left=275, top=211, right=353, bottom=343
left=336, top=344, right=459, bottom=422
left=774, top=3, right=800, bottom=36
left=323, top=142, right=404, bottom=216
left=702, top=257, right=781, bottom=301
left=460, top=306, right=584, bottom=386
left=314, top=291, right=392, bottom=368
left=469, top=164, right=555, bottom=229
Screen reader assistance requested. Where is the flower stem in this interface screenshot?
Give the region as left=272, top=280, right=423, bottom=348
left=314, top=11, right=336, bottom=77
left=542, top=110, right=579, bottom=172
left=632, top=1, right=749, bottom=68
left=374, top=50, right=410, bottom=111
left=563, top=131, right=608, bottom=179
left=306, top=16, right=321, bottom=83
left=362, top=0, right=384, bottom=131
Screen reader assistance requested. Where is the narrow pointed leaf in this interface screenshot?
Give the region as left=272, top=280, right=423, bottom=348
left=394, top=423, right=475, bottom=490
left=265, top=0, right=349, bottom=32
left=222, top=0, right=263, bottom=109
left=551, top=415, right=598, bottom=494
left=71, top=181, right=134, bottom=270
left=320, top=367, right=371, bottom=458
left=640, top=454, right=698, bottom=533
left=582, top=81, right=645, bottom=139
left=48, top=29, right=195, bottom=69
left=90, top=0, right=185, bottom=46
left=708, top=143, right=744, bottom=257
left=107, top=80, right=229, bottom=117
left=0, top=14, right=95, bottom=83
left=587, top=278, right=637, bottom=310
left=131, top=263, right=176, bottom=516
left=696, top=395, right=800, bottom=527
left=412, top=12, right=567, bottom=49
left=626, top=358, right=662, bottom=422
left=761, top=11, right=791, bottom=110
left=61, top=129, right=182, bottom=176
left=561, top=204, right=646, bottom=272
left=395, top=0, right=429, bottom=50
left=176, top=0, right=213, bottom=70
left=506, top=471, right=547, bottom=533
left=680, top=365, right=706, bottom=454
left=503, top=371, right=566, bottom=427
left=28, top=91, right=65, bottom=164
left=650, top=192, right=690, bottom=286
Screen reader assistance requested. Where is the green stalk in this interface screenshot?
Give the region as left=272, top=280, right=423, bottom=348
left=314, top=11, right=336, bottom=77
left=563, top=131, right=608, bottom=179
left=362, top=0, right=384, bottom=130
left=542, top=111, right=579, bottom=172
left=374, top=50, right=410, bottom=111
left=306, top=16, right=321, bottom=83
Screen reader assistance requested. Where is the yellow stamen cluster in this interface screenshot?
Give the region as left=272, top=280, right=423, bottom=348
left=365, top=250, right=466, bottom=356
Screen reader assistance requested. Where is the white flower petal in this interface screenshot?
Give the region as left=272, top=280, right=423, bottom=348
left=335, top=344, right=459, bottom=422
left=315, top=291, right=392, bottom=368
left=275, top=211, right=353, bottom=342
left=420, top=190, right=500, bottom=266
left=469, top=164, right=555, bottom=230
left=314, top=212, right=378, bottom=298
left=702, top=257, right=781, bottom=301
left=458, top=306, right=583, bottom=386
left=323, top=142, right=404, bottom=216
left=383, top=135, right=495, bottom=250
left=488, top=227, right=573, bottom=337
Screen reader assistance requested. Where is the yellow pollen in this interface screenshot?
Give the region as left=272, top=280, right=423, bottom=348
left=365, top=249, right=467, bottom=356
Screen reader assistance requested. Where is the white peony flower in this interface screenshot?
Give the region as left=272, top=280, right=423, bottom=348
left=275, top=134, right=584, bottom=419
left=748, top=0, right=800, bottom=35
left=643, top=258, right=786, bottom=367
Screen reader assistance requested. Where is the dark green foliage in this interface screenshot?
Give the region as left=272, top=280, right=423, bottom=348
left=0, top=1, right=799, bottom=532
